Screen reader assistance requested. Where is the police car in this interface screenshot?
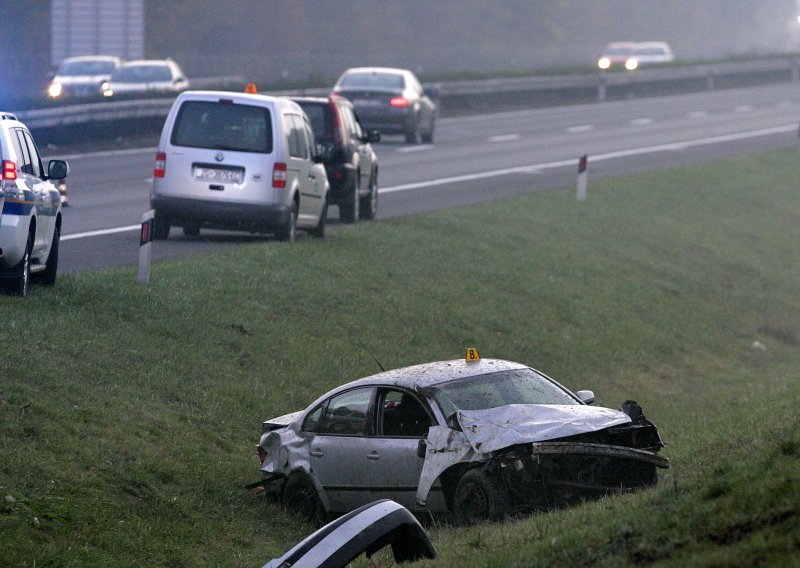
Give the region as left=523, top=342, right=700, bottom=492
left=0, top=112, right=69, bottom=296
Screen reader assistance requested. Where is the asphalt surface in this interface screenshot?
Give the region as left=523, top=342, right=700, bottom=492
left=52, top=83, right=800, bottom=273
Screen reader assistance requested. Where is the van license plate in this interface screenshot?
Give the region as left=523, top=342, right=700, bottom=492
left=193, top=166, right=244, bottom=184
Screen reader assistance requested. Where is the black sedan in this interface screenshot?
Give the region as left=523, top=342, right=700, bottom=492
left=332, top=66, right=437, bottom=144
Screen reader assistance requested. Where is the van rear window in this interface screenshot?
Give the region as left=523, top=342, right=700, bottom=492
left=171, top=101, right=273, bottom=153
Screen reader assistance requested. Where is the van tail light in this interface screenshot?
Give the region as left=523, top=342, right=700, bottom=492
left=2, top=160, right=17, bottom=181
left=154, top=152, right=166, bottom=178
left=272, top=162, right=287, bottom=188
left=390, top=96, right=409, bottom=108
left=256, top=445, right=267, bottom=464
left=329, top=100, right=342, bottom=145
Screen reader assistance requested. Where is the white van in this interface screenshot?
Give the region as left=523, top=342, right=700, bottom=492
left=151, top=91, right=329, bottom=241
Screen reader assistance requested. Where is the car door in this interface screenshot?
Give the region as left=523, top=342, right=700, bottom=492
left=342, top=106, right=373, bottom=191
left=304, top=387, right=375, bottom=512
left=286, top=114, right=322, bottom=226
left=366, top=388, right=444, bottom=511
left=13, top=129, right=52, bottom=254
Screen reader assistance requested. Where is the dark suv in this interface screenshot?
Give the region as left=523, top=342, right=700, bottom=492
left=291, top=96, right=380, bottom=223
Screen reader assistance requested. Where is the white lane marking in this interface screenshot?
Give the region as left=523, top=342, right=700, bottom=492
left=688, top=111, right=708, bottom=119
left=631, top=118, right=653, bottom=126
left=735, top=105, right=753, bottom=112
left=488, top=134, right=521, bottom=142
left=379, top=124, right=797, bottom=195
left=61, top=124, right=798, bottom=241
left=396, top=145, right=433, bottom=153
left=54, top=146, right=158, bottom=161
left=62, top=225, right=141, bottom=241
left=567, top=125, right=593, bottom=133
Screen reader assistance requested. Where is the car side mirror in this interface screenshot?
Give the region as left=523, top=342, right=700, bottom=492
left=366, top=129, right=381, bottom=143
left=424, top=85, right=440, bottom=99
left=48, top=159, right=69, bottom=180
left=416, top=439, right=427, bottom=458
left=576, top=390, right=595, bottom=405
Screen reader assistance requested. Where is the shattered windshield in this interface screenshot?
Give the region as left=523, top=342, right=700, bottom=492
left=427, top=368, right=580, bottom=417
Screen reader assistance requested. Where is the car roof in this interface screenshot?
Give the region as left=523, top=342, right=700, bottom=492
left=339, top=66, right=412, bottom=77
left=176, top=90, right=302, bottom=111
left=333, top=358, right=530, bottom=392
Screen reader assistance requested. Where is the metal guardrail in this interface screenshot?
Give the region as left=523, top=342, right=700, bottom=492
left=15, top=58, right=800, bottom=132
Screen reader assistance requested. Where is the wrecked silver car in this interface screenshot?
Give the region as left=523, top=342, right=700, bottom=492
left=254, top=357, right=668, bottom=524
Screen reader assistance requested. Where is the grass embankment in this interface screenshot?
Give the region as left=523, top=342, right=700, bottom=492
left=1, top=149, right=799, bottom=566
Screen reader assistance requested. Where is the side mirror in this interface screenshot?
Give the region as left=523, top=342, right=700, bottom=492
left=48, top=160, right=69, bottom=181
left=424, top=85, right=440, bottom=99
left=366, top=129, right=381, bottom=143
left=416, top=439, right=427, bottom=459
left=576, top=390, right=595, bottom=405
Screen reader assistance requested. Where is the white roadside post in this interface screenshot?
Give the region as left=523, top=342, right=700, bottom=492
left=138, top=209, right=155, bottom=283
left=576, top=154, right=588, bottom=202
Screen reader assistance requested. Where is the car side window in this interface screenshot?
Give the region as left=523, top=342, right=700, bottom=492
left=379, top=389, right=434, bottom=438
left=319, top=387, right=373, bottom=436
left=287, top=115, right=309, bottom=160
left=12, top=129, right=33, bottom=175
left=301, top=117, right=316, bottom=159
left=342, top=106, right=362, bottom=140
left=20, top=130, right=42, bottom=178
left=302, top=404, right=325, bottom=433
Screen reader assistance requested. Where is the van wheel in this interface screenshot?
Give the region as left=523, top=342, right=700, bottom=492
left=276, top=201, right=297, bottom=242
left=339, top=175, right=359, bottom=224
left=453, top=468, right=510, bottom=525
left=154, top=213, right=171, bottom=240
left=36, top=225, right=60, bottom=286
left=6, top=229, right=33, bottom=297
left=308, top=196, right=328, bottom=239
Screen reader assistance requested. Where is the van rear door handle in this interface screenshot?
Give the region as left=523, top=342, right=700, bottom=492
left=367, top=451, right=380, bottom=460
left=310, top=448, right=323, bottom=457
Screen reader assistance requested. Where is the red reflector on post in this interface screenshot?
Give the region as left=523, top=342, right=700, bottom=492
left=390, top=96, right=409, bottom=107
left=272, top=162, right=287, bottom=188
left=2, top=160, right=17, bottom=181
left=154, top=152, right=166, bottom=178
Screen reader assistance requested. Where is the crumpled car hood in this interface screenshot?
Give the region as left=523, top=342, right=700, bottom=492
left=457, top=404, right=631, bottom=454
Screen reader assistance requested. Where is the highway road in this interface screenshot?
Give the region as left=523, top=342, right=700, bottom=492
left=53, top=83, right=800, bottom=273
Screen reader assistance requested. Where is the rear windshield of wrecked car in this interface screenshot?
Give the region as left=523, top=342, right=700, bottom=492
left=427, top=369, right=579, bottom=416
left=339, top=72, right=405, bottom=89
left=171, top=101, right=273, bottom=153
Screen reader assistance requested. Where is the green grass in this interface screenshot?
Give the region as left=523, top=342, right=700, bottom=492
left=1, top=149, right=799, bottom=567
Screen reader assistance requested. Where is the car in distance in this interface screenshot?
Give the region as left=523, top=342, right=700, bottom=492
left=48, top=55, right=123, bottom=99
left=103, top=59, right=189, bottom=97
left=151, top=91, right=329, bottom=241
left=597, top=42, right=637, bottom=71
left=254, top=355, right=668, bottom=524
left=0, top=112, right=69, bottom=296
left=290, top=95, right=380, bottom=223
left=332, top=67, right=436, bottom=144
left=625, top=42, right=675, bottom=70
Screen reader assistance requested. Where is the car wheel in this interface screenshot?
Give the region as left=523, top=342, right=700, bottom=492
left=339, top=174, right=359, bottom=224
left=453, top=468, right=510, bottom=525
left=308, top=195, right=328, bottom=239
left=182, top=224, right=200, bottom=237
left=276, top=200, right=297, bottom=242
left=359, top=174, right=378, bottom=221
left=153, top=213, right=171, bottom=240
left=6, top=228, right=33, bottom=297
left=404, top=124, right=419, bottom=144
left=421, top=121, right=435, bottom=144
left=282, top=472, right=325, bottom=525
left=36, top=225, right=60, bottom=286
